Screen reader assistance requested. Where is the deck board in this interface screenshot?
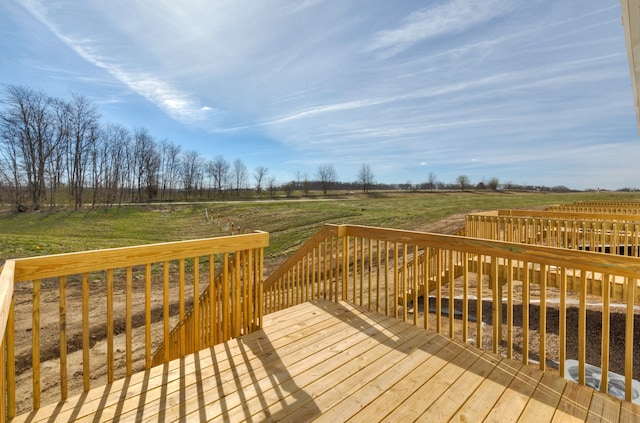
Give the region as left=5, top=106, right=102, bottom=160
left=12, top=299, right=640, bottom=423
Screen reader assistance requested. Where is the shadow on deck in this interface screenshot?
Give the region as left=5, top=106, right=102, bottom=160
left=12, top=300, right=640, bottom=422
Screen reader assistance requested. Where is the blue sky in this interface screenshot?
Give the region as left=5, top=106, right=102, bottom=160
left=1, top=0, right=638, bottom=190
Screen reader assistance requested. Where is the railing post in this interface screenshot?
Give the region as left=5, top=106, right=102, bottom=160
left=342, top=233, right=349, bottom=303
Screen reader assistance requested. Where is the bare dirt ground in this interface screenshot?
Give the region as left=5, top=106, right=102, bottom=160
left=10, top=213, right=640, bottom=414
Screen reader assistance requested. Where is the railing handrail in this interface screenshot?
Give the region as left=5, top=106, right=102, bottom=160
left=341, top=224, right=640, bottom=279
left=11, top=232, right=269, bottom=282
left=263, top=225, right=341, bottom=291
left=263, top=221, right=640, bottom=404
left=0, top=260, right=15, bottom=343
left=2, top=232, right=268, bottom=419
left=496, top=209, right=640, bottom=221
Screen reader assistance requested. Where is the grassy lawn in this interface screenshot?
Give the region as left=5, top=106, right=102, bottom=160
left=1, top=190, right=638, bottom=260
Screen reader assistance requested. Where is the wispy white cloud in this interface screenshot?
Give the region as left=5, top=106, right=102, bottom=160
left=366, top=0, right=512, bottom=58
left=20, top=0, right=217, bottom=124
left=3, top=0, right=635, bottom=189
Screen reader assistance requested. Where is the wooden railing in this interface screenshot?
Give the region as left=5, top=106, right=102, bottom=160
left=546, top=204, right=640, bottom=214
left=499, top=209, right=640, bottom=222
left=0, top=232, right=268, bottom=421
left=263, top=224, right=640, bottom=403
left=467, top=212, right=640, bottom=253
left=150, top=247, right=263, bottom=366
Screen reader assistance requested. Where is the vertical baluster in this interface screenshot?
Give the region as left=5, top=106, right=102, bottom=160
left=559, top=266, right=567, bottom=377
left=7, top=297, right=15, bottom=419
left=323, top=240, right=329, bottom=301
left=414, top=246, right=419, bottom=327
left=1, top=330, right=4, bottom=422
left=163, top=261, right=170, bottom=363
left=359, top=238, right=365, bottom=307
left=81, top=273, right=90, bottom=392
left=522, top=261, right=530, bottom=365
left=106, top=270, right=114, bottom=383
left=368, top=238, right=373, bottom=311
left=126, top=267, right=133, bottom=376
left=352, top=237, right=358, bottom=305
left=32, top=279, right=41, bottom=407
left=476, top=255, right=484, bottom=349
left=436, top=249, right=442, bottom=333
left=578, top=269, right=587, bottom=386
left=193, top=257, right=200, bottom=352
left=59, top=276, right=67, bottom=401
left=145, top=264, right=152, bottom=369
left=601, top=273, right=611, bottom=394
left=625, top=277, right=636, bottom=402
left=424, top=247, right=431, bottom=331
left=234, top=251, right=242, bottom=338
left=539, top=264, right=547, bottom=371
left=507, top=258, right=513, bottom=359
left=384, top=241, right=389, bottom=317
left=311, top=247, right=317, bottom=301
left=393, top=243, right=399, bottom=319
left=491, top=257, right=500, bottom=354
left=376, top=240, right=381, bottom=313
left=402, top=244, right=408, bottom=323
left=178, top=259, right=186, bottom=354
left=448, top=249, right=454, bottom=338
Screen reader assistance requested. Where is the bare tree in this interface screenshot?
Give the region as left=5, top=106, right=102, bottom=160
left=317, top=164, right=337, bottom=195
left=67, top=93, right=100, bottom=209
left=267, top=176, right=278, bottom=197
left=456, top=174, right=471, bottom=191
left=232, top=158, right=248, bottom=197
left=427, top=171, right=437, bottom=190
left=88, top=125, right=105, bottom=207
left=302, top=173, right=310, bottom=195
left=0, top=85, right=61, bottom=211
left=158, top=139, right=181, bottom=201
left=283, top=181, right=296, bottom=197
left=132, top=127, right=159, bottom=201
left=208, top=155, right=230, bottom=197
left=102, top=124, right=130, bottom=207
left=253, top=166, right=268, bottom=196
left=357, top=163, right=374, bottom=193
left=488, top=177, right=499, bottom=191
left=180, top=150, right=203, bottom=200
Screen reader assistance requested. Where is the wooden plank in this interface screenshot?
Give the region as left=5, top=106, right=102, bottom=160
left=124, top=309, right=408, bottom=422
left=552, top=381, right=593, bottom=422
left=222, top=319, right=430, bottom=422
left=416, top=351, right=501, bottom=421
left=103, top=304, right=390, bottom=421
left=619, top=400, right=640, bottom=422
left=518, top=371, right=567, bottom=421
left=12, top=300, right=618, bottom=423
left=340, top=338, right=464, bottom=423
left=310, top=336, right=455, bottom=422
left=140, top=303, right=410, bottom=422
left=483, top=363, right=544, bottom=422
left=586, top=391, right=620, bottom=422
left=379, top=343, right=483, bottom=421
left=13, top=301, right=348, bottom=423
left=450, top=357, right=522, bottom=421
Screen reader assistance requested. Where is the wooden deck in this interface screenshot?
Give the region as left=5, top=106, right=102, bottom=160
left=12, top=300, right=640, bottom=422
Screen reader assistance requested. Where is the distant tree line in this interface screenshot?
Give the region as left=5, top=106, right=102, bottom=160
left=0, top=85, right=587, bottom=212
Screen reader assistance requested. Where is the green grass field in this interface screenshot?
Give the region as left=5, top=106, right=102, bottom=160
left=1, top=191, right=638, bottom=260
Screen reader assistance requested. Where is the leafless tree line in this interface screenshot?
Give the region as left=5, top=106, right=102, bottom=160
left=0, top=85, right=268, bottom=211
